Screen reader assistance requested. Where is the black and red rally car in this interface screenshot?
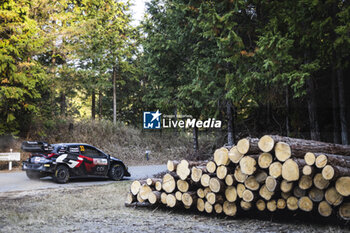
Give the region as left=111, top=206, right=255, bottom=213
left=21, top=141, right=130, bottom=183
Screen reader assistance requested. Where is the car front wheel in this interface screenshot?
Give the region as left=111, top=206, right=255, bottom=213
left=109, top=164, right=124, bottom=181
left=53, top=165, right=70, bottom=184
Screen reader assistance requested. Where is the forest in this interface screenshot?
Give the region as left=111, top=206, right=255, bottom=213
left=1, top=0, right=349, bottom=151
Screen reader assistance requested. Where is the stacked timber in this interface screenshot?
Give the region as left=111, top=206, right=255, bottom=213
left=126, top=135, right=350, bottom=221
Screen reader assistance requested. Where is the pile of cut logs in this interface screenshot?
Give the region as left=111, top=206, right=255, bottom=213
left=126, top=135, right=350, bottom=221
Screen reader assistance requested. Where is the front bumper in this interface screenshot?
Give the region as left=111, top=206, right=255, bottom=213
left=22, top=162, right=55, bottom=173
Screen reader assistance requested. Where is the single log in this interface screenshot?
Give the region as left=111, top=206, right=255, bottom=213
left=336, top=177, right=350, bottom=197
left=125, top=192, right=136, bottom=205
left=286, top=196, right=298, bottom=211
left=325, top=187, right=343, bottom=206
left=338, top=202, right=350, bottom=220
left=209, top=177, right=225, bottom=193
left=259, top=135, right=350, bottom=157
left=197, top=198, right=205, bottom=212
left=139, top=184, right=152, bottom=200
left=206, top=161, right=217, bottom=174
left=166, top=193, right=179, bottom=208
left=308, top=187, right=324, bottom=202
left=225, top=174, right=236, bottom=186
left=282, top=159, right=300, bottom=181
left=223, top=201, right=237, bottom=216
left=182, top=192, right=197, bottom=207
left=255, top=171, right=268, bottom=184
left=258, top=153, right=273, bottom=169
left=322, top=165, right=350, bottom=181
left=197, top=188, right=205, bottom=198
left=259, top=184, right=274, bottom=201
left=293, top=186, right=306, bottom=198
left=155, top=181, right=162, bottom=191
left=304, top=152, right=316, bottom=165
left=146, top=178, right=162, bottom=186
left=315, top=154, right=328, bottom=169
left=167, top=160, right=180, bottom=172
left=281, top=192, right=291, bottom=200
left=234, top=166, right=248, bottom=183
left=256, top=199, right=266, bottom=211
left=314, top=173, right=330, bottom=190
left=130, top=180, right=146, bottom=195
left=148, top=191, right=162, bottom=204
left=242, top=189, right=256, bottom=202
left=137, top=193, right=144, bottom=203
left=217, top=165, right=234, bottom=180
left=245, top=176, right=260, bottom=191
left=240, top=200, right=252, bottom=211
left=302, top=165, right=314, bottom=176
left=236, top=183, right=245, bottom=199
left=214, top=147, right=230, bottom=166
left=275, top=142, right=292, bottom=162
left=265, top=176, right=278, bottom=192
left=236, top=137, right=260, bottom=155
left=298, top=196, right=313, bottom=212
left=269, top=162, right=283, bottom=179
left=298, top=175, right=313, bottom=190
left=214, top=203, right=223, bottom=214
left=225, top=186, right=237, bottom=202
left=206, top=192, right=224, bottom=205
left=318, top=201, right=333, bottom=217
left=200, top=174, right=211, bottom=187
left=175, top=191, right=182, bottom=201
left=280, top=180, right=293, bottom=193
left=239, top=155, right=257, bottom=175
left=162, top=173, right=177, bottom=193
left=204, top=201, right=213, bottom=213
left=277, top=198, right=286, bottom=210
left=160, top=192, right=167, bottom=205
left=321, top=153, right=350, bottom=168
left=258, top=135, right=275, bottom=153
left=191, top=166, right=206, bottom=182
left=176, top=160, right=191, bottom=180
left=228, top=146, right=243, bottom=164
left=177, top=180, right=190, bottom=193
left=267, top=200, right=277, bottom=212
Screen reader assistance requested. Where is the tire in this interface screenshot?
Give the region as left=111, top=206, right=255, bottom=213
left=108, top=164, right=125, bottom=181
left=53, top=165, right=70, bottom=184
left=26, top=170, right=42, bottom=180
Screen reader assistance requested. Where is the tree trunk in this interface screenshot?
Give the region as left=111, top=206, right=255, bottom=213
left=227, top=100, right=234, bottom=146
left=91, top=90, right=95, bottom=120
left=60, top=91, right=66, bottom=116
left=332, top=70, right=341, bottom=143
left=306, top=77, right=320, bottom=141
left=337, top=67, right=348, bottom=145
left=98, top=91, right=103, bottom=119
left=193, top=126, right=199, bottom=152
left=112, top=65, right=117, bottom=125
left=285, top=86, right=290, bottom=136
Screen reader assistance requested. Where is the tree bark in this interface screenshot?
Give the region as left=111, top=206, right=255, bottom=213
left=60, top=91, right=66, bottom=116
left=98, top=91, right=103, bottom=119
left=332, top=70, right=341, bottom=143
left=91, top=89, right=95, bottom=120
left=193, top=126, right=199, bottom=152
left=285, top=86, right=290, bottom=136
left=227, top=100, right=234, bottom=146
left=337, top=67, right=348, bottom=145
left=306, top=77, right=320, bottom=141
left=112, top=65, right=117, bottom=125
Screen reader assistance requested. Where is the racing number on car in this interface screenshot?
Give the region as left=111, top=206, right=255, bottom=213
left=80, top=145, right=85, bottom=152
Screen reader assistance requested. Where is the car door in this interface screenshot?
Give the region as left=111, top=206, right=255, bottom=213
left=80, top=145, right=108, bottom=176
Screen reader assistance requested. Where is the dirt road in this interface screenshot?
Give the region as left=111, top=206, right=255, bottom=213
left=0, top=164, right=166, bottom=194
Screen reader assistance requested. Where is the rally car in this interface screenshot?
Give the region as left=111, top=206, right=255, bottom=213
left=21, top=141, right=130, bottom=183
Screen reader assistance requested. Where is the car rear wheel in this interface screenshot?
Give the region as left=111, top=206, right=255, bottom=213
left=53, top=165, right=70, bottom=184
left=109, top=164, right=124, bottom=181
left=26, top=170, right=42, bottom=180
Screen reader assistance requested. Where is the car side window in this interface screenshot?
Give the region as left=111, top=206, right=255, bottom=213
left=81, top=146, right=104, bottom=158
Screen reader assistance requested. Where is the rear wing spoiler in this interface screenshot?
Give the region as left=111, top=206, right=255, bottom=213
left=21, top=141, right=54, bottom=153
